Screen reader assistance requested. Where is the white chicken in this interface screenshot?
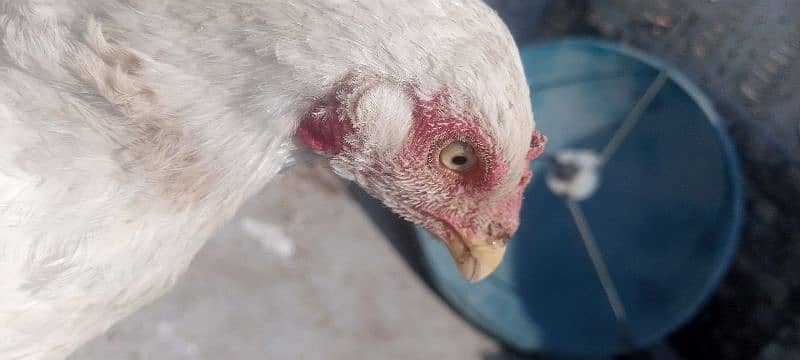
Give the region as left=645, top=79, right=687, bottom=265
left=0, top=0, right=546, bottom=358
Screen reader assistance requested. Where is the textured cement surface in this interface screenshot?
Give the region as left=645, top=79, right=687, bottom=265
left=71, top=164, right=500, bottom=360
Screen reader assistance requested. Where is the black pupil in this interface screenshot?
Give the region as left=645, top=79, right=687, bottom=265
left=451, top=155, right=468, bottom=166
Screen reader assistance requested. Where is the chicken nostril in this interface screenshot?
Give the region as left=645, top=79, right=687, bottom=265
left=487, top=222, right=498, bottom=237
left=487, top=222, right=511, bottom=239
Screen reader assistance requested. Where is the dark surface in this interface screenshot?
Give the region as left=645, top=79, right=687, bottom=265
left=486, top=1, right=799, bottom=359
left=583, top=2, right=800, bottom=360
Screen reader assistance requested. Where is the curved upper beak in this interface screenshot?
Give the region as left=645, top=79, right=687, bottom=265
left=443, top=237, right=508, bottom=283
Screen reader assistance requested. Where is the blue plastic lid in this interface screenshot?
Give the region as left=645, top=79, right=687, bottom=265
left=415, top=39, right=744, bottom=357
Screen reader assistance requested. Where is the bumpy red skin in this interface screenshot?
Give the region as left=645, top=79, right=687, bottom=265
left=399, top=95, right=546, bottom=246
left=297, top=90, right=546, bottom=249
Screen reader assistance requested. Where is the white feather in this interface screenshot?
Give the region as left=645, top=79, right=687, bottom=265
left=0, top=1, right=533, bottom=358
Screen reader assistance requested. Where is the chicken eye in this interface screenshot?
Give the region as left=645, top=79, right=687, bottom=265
left=439, top=141, right=477, bottom=172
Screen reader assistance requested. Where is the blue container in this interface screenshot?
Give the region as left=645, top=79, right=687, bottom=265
left=415, top=39, right=744, bottom=357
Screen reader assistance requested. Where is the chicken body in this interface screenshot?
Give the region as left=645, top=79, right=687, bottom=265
left=0, top=1, right=537, bottom=358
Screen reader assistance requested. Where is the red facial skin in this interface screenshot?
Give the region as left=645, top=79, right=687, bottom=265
left=398, top=94, right=545, bottom=247
left=298, top=89, right=547, bottom=250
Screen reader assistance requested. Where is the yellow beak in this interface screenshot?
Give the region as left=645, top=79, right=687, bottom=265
left=444, top=238, right=508, bottom=282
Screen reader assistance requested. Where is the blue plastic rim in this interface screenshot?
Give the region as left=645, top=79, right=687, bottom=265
left=415, top=39, right=744, bottom=357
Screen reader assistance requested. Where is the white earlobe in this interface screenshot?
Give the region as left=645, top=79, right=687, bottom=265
left=354, top=82, right=414, bottom=156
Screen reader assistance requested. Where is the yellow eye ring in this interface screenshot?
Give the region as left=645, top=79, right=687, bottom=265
left=439, top=140, right=478, bottom=172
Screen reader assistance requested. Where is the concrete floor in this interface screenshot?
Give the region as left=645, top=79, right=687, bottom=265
left=70, top=164, right=502, bottom=359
